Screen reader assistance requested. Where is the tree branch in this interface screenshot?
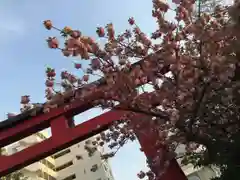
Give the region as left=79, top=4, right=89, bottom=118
left=113, top=105, right=170, bottom=121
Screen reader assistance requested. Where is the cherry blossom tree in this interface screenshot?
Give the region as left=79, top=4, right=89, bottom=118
left=17, top=0, right=240, bottom=179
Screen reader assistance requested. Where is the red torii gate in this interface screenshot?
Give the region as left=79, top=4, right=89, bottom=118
left=0, top=62, right=188, bottom=180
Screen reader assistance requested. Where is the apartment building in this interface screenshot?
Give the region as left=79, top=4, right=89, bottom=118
left=4, top=131, right=114, bottom=180
left=53, top=139, right=114, bottom=180
left=176, top=145, right=219, bottom=180
left=185, top=166, right=219, bottom=180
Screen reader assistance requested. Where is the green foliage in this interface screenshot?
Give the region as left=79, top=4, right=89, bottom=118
left=180, top=76, right=240, bottom=179
left=211, top=165, right=240, bottom=180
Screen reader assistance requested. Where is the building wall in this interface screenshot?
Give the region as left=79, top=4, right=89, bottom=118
left=4, top=132, right=114, bottom=180
left=54, top=137, right=114, bottom=180
left=5, top=132, right=57, bottom=180
left=187, top=166, right=218, bottom=180
left=176, top=145, right=219, bottom=180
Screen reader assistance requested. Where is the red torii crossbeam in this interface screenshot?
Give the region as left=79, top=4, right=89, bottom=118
left=0, top=94, right=187, bottom=180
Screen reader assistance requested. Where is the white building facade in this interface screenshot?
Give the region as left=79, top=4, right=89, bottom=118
left=184, top=164, right=219, bottom=180
left=4, top=131, right=114, bottom=180
left=176, top=145, right=219, bottom=180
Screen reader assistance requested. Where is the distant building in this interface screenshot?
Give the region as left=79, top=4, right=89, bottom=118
left=183, top=163, right=219, bottom=180
left=5, top=131, right=114, bottom=180
left=176, top=145, right=219, bottom=180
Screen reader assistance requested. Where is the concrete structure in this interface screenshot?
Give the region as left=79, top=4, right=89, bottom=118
left=4, top=131, right=114, bottom=180
left=184, top=164, right=219, bottom=180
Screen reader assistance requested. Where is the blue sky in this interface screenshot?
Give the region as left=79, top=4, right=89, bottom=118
left=0, top=0, right=175, bottom=179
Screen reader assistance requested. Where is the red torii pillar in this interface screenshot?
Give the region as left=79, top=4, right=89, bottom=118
left=131, top=116, right=187, bottom=180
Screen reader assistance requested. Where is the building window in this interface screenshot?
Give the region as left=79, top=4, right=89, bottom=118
left=90, top=164, right=98, bottom=172
left=55, top=161, right=73, bottom=171
left=61, top=174, right=76, bottom=180
left=103, top=164, right=108, bottom=172
left=53, top=149, right=71, bottom=159
left=36, top=170, right=56, bottom=180
left=76, top=155, right=83, bottom=160
left=40, top=159, right=55, bottom=170
left=36, top=132, right=47, bottom=140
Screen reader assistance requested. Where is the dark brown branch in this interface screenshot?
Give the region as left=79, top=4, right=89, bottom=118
left=113, top=105, right=169, bottom=121
left=189, top=82, right=210, bottom=132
